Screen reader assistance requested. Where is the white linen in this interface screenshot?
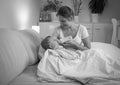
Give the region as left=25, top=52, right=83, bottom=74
left=10, top=65, right=81, bottom=85
left=10, top=65, right=38, bottom=83
left=91, top=42, right=120, bottom=59
left=10, top=64, right=120, bottom=85
left=37, top=42, right=120, bottom=84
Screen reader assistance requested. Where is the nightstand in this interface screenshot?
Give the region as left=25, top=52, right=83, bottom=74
left=92, top=23, right=112, bottom=43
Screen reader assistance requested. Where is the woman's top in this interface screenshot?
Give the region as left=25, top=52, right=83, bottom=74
left=52, top=24, right=89, bottom=45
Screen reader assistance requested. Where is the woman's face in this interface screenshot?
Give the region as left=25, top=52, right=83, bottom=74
left=58, top=16, right=72, bottom=28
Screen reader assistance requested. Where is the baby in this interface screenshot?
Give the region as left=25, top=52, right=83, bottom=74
left=41, top=36, right=63, bottom=50
left=40, top=36, right=82, bottom=60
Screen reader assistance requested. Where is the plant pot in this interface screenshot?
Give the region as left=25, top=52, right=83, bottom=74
left=91, top=14, right=99, bottom=23
left=79, top=10, right=91, bottom=22
left=74, top=16, right=79, bottom=23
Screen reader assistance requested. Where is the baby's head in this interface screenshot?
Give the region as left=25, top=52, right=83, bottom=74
left=41, top=36, right=59, bottom=50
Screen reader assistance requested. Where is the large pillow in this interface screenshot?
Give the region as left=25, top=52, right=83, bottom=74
left=17, top=29, right=42, bottom=65
left=0, top=29, right=30, bottom=85
left=0, top=29, right=42, bottom=85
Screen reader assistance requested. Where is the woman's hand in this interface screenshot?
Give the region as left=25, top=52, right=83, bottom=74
left=62, top=40, right=78, bottom=49
left=63, top=39, right=91, bottom=51
left=63, top=40, right=77, bottom=45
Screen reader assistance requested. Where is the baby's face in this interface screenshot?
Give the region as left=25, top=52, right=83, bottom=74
left=49, top=37, right=59, bottom=49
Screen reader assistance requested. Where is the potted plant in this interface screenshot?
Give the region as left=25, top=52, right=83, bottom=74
left=43, top=0, right=62, bottom=22
left=88, top=0, right=108, bottom=22
left=72, top=0, right=82, bottom=22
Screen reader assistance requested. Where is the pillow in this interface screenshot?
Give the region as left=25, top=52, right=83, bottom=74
left=17, top=29, right=42, bottom=65
left=0, top=29, right=44, bottom=85
left=0, top=29, right=29, bottom=85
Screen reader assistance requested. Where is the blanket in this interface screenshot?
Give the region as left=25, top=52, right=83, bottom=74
left=37, top=47, right=120, bottom=84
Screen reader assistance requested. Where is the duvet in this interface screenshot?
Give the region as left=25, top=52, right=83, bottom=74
left=37, top=43, right=120, bottom=84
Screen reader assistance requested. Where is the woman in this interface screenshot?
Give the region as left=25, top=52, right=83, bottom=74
left=52, top=6, right=91, bottom=51
left=37, top=6, right=120, bottom=83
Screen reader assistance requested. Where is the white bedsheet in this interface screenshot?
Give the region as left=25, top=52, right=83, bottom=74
left=10, top=65, right=81, bottom=85
left=91, top=42, right=120, bottom=59
left=37, top=42, right=120, bottom=85
left=10, top=64, right=120, bottom=85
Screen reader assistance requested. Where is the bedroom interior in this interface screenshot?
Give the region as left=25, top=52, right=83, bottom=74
left=0, top=0, right=120, bottom=85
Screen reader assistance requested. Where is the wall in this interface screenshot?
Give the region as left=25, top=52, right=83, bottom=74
left=0, top=0, right=40, bottom=30
left=40, top=0, right=120, bottom=23
left=0, top=0, right=120, bottom=30
left=100, top=0, right=120, bottom=22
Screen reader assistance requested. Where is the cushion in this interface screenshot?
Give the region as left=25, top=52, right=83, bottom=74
left=0, top=29, right=29, bottom=85
left=17, top=29, right=42, bottom=65
left=0, top=29, right=42, bottom=85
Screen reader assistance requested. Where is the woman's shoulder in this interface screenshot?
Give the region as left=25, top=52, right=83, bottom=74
left=53, top=26, right=61, bottom=33
left=77, top=24, right=87, bottom=31
left=54, top=26, right=61, bottom=31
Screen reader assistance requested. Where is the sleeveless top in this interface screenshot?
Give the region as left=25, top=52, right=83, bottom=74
left=52, top=24, right=89, bottom=45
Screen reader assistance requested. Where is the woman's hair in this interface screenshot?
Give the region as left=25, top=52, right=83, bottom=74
left=41, top=36, right=51, bottom=50
left=57, top=6, right=74, bottom=20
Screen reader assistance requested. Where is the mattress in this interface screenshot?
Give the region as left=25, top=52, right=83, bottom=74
left=9, top=65, right=80, bottom=85
left=9, top=64, right=120, bottom=85
left=10, top=42, right=120, bottom=85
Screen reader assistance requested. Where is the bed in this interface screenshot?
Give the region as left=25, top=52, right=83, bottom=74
left=0, top=21, right=120, bottom=85
left=10, top=42, right=120, bottom=85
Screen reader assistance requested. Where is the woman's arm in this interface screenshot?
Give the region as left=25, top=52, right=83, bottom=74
left=62, top=37, right=91, bottom=51
left=77, top=24, right=91, bottom=50
left=77, top=37, right=91, bottom=51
